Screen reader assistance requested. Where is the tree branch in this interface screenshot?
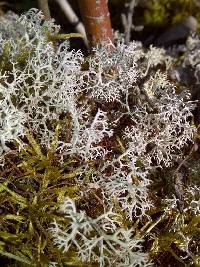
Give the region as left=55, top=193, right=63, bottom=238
left=77, top=0, right=113, bottom=49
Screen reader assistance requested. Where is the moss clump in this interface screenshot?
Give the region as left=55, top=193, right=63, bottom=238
left=0, top=126, right=84, bottom=266
left=142, top=0, right=200, bottom=33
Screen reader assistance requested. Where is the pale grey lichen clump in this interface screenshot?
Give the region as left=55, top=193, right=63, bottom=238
left=0, top=9, right=197, bottom=266
left=50, top=198, right=151, bottom=267
left=0, top=9, right=84, bottom=156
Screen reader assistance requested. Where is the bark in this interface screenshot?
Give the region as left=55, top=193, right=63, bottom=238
left=77, top=0, right=113, bottom=48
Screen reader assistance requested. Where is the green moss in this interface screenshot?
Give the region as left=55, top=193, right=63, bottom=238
left=143, top=0, right=199, bottom=29
left=0, top=126, right=87, bottom=266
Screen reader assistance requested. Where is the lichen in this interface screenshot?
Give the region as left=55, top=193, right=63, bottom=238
left=0, top=8, right=199, bottom=267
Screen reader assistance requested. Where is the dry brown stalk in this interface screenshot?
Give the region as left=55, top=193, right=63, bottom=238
left=38, top=0, right=51, bottom=20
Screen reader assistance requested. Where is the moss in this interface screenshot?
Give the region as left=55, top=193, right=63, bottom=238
left=143, top=0, right=199, bottom=29
left=0, top=126, right=86, bottom=266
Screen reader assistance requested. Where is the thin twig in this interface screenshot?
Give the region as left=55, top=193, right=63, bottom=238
left=55, top=0, right=88, bottom=47
left=145, top=212, right=167, bottom=235
left=121, top=0, right=136, bottom=45
left=175, top=143, right=196, bottom=173
left=37, top=0, right=51, bottom=20
left=174, top=143, right=196, bottom=211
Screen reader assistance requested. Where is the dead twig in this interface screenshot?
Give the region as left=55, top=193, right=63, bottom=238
left=37, top=0, right=51, bottom=20
left=121, top=0, right=136, bottom=45
left=174, top=143, right=197, bottom=211
left=55, top=0, right=88, bottom=47
left=121, top=0, right=143, bottom=45
left=175, top=143, right=196, bottom=173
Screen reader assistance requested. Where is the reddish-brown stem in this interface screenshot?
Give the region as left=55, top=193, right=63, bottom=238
left=77, top=0, right=113, bottom=48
